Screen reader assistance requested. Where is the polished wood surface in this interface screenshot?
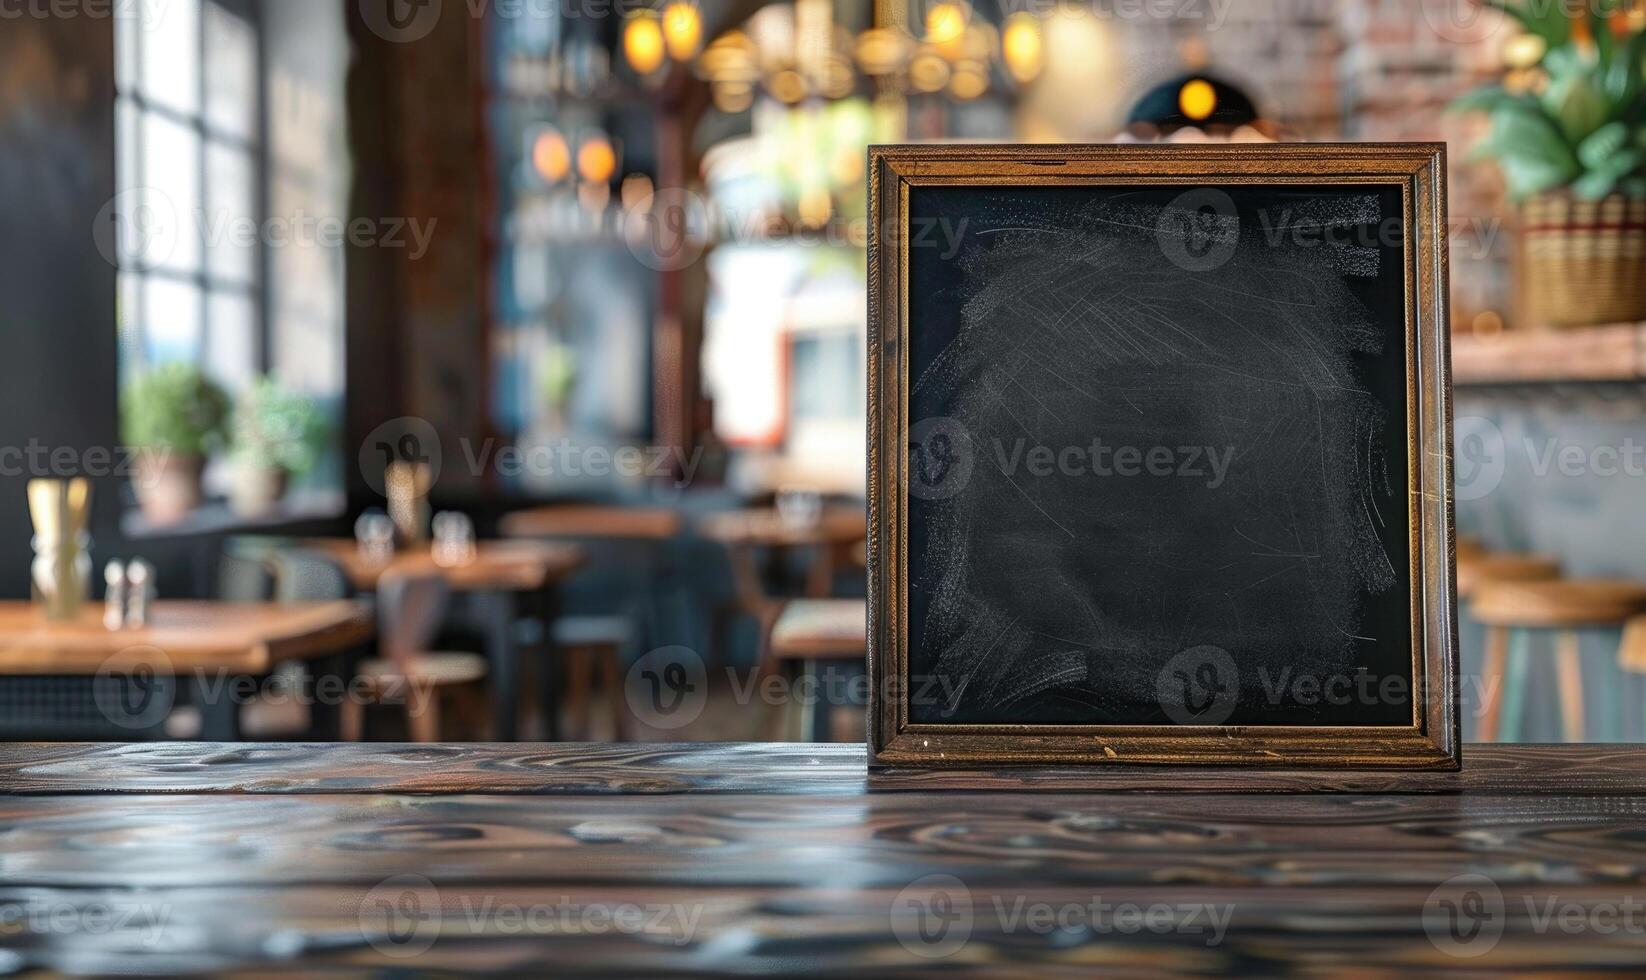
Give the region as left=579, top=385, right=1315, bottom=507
left=500, top=504, right=683, bottom=540
left=306, top=539, right=584, bottom=592
left=2, top=744, right=1646, bottom=974
left=770, top=599, right=867, bottom=661
left=0, top=601, right=372, bottom=674
left=1472, top=579, right=1646, bottom=628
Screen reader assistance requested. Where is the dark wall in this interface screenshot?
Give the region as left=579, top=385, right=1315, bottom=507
left=0, top=17, right=120, bottom=599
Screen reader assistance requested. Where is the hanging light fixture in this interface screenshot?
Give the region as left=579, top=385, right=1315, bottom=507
left=1001, top=12, right=1042, bottom=84
left=623, top=11, right=666, bottom=75
left=662, top=1, right=703, bottom=61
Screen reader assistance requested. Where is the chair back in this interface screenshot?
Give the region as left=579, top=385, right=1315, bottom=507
left=377, top=571, right=451, bottom=667
left=218, top=537, right=286, bottom=600
left=271, top=549, right=350, bottom=602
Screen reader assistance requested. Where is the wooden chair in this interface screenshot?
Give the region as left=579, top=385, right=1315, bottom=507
left=340, top=572, right=489, bottom=742
left=1473, top=580, right=1646, bottom=743
left=550, top=615, right=633, bottom=740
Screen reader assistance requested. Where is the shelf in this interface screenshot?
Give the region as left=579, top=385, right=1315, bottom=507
left=1452, top=322, right=1646, bottom=385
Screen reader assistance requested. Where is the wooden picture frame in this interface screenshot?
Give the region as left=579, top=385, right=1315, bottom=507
left=867, top=143, right=1458, bottom=770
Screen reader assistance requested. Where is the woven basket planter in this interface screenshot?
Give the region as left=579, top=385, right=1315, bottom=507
left=1521, top=192, right=1646, bottom=328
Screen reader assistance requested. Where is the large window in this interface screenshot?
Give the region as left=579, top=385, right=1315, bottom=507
left=115, top=0, right=263, bottom=390
left=113, top=0, right=350, bottom=524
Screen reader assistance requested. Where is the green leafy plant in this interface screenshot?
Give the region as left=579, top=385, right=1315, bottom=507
left=231, top=377, right=328, bottom=475
left=121, top=362, right=231, bottom=457
left=1451, top=1, right=1646, bottom=201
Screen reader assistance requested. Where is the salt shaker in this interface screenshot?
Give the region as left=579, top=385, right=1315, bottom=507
left=125, top=560, right=154, bottom=629
left=103, top=561, right=127, bottom=630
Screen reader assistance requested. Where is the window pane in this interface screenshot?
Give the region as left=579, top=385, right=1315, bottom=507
left=206, top=142, right=257, bottom=285
left=117, top=272, right=144, bottom=379
left=142, top=277, right=203, bottom=365
left=138, top=0, right=200, bottom=116
left=142, top=112, right=203, bottom=273
left=205, top=290, right=257, bottom=390
left=204, top=4, right=257, bottom=141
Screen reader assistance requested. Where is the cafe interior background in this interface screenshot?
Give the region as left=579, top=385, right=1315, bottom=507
left=2, top=0, right=1644, bottom=744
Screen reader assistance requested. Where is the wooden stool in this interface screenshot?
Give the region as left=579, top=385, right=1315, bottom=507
left=339, top=573, right=490, bottom=743
left=553, top=616, right=632, bottom=741
left=1456, top=551, right=1560, bottom=601
left=767, top=599, right=867, bottom=742
left=1472, top=580, right=1646, bottom=743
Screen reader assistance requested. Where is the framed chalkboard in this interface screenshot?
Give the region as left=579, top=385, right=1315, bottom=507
left=867, top=143, right=1458, bottom=770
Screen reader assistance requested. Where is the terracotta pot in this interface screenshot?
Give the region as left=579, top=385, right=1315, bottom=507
left=1521, top=192, right=1646, bottom=328
left=132, top=453, right=204, bottom=526
left=229, top=463, right=289, bottom=519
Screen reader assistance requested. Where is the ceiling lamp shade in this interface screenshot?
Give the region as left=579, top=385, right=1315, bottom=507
left=1126, top=73, right=1261, bottom=135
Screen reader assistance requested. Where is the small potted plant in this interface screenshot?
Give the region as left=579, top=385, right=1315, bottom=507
left=122, top=363, right=231, bottom=525
left=1451, top=3, right=1646, bottom=327
left=228, top=378, right=327, bottom=518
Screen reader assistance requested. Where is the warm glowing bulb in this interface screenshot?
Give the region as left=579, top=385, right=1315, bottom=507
left=1001, top=13, right=1042, bottom=84
left=623, top=13, right=665, bottom=75
left=578, top=137, right=617, bottom=184
left=1502, top=32, right=1546, bottom=69
left=662, top=2, right=702, bottom=60
left=531, top=128, right=570, bottom=182
left=1178, top=78, right=1217, bottom=121
left=925, top=3, right=967, bottom=58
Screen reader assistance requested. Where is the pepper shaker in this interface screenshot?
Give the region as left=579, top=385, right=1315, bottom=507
left=103, top=561, right=127, bottom=631
left=125, top=560, right=154, bottom=629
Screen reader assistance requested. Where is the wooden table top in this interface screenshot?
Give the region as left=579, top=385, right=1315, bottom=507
left=499, top=504, right=684, bottom=540
left=0, top=601, right=372, bottom=674
left=304, top=539, right=585, bottom=592
left=770, top=599, right=867, bottom=660
left=697, top=505, right=866, bottom=547
left=3, top=743, right=1646, bottom=973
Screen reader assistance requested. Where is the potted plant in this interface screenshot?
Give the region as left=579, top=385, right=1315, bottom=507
left=1451, top=2, right=1646, bottom=327
left=121, top=363, right=231, bottom=525
left=228, top=378, right=327, bottom=518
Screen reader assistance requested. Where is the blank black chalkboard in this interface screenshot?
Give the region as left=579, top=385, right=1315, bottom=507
left=868, top=144, right=1458, bottom=769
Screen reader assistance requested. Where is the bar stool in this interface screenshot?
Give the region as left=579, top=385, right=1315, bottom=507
left=1472, top=580, right=1646, bottom=743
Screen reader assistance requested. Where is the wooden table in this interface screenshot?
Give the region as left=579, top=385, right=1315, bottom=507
left=2, top=743, right=1645, bottom=973
left=0, top=601, right=372, bottom=738
left=499, top=504, right=683, bottom=540
left=305, top=539, right=584, bottom=593
left=302, top=540, right=585, bottom=741
left=771, top=599, right=867, bottom=742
